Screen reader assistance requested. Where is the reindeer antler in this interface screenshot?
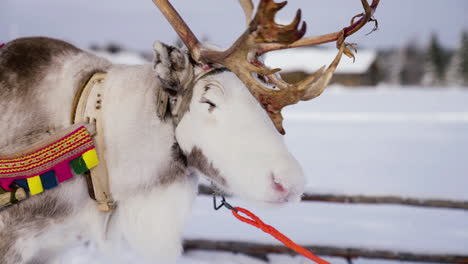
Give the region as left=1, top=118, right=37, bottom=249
left=239, top=0, right=255, bottom=25
left=152, top=0, right=380, bottom=134
left=258, top=0, right=380, bottom=56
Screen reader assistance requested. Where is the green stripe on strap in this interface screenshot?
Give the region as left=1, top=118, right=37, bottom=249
left=69, top=156, right=88, bottom=175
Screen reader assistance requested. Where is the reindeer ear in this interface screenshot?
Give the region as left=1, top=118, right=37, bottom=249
left=153, top=41, right=194, bottom=120
left=152, top=41, right=193, bottom=96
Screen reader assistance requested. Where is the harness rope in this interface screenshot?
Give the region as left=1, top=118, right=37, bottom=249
left=214, top=196, right=331, bottom=264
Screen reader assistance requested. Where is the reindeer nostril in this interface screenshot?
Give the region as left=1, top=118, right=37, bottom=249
left=271, top=174, right=287, bottom=193
left=273, top=181, right=286, bottom=193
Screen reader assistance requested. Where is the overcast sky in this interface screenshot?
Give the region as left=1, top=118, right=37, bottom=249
left=1, top=0, right=467, bottom=52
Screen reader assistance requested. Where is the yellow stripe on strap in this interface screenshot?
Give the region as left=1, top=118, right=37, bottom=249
left=82, top=149, right=99, bottom=169
left=27, top=176, right=44, bottom=195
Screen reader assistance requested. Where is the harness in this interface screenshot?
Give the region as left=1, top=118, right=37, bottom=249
left=0, top=123, right=99, bottom=208
left=0, top=73, right=114, bottom=211
left=72, top=72, right=115, bottom=211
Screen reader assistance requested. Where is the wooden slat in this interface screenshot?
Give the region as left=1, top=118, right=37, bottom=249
left=198, top=185, right=468, bottom=210
left=184, top=239, right=468, bottom=263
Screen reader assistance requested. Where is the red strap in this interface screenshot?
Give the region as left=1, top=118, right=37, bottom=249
left=232, top=207, right=331, bottom=264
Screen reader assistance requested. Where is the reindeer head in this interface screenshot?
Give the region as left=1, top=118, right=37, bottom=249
left=152, top=0, right=379, bottom=203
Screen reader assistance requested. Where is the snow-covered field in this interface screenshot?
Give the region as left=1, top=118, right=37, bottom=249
left=179, top=87, right=468, bottom=264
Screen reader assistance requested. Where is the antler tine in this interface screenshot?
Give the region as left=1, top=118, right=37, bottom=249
left=300, top=41, right=345, bottom=100
left=152, top=0, right=202, bottom=60
left=252, top=1, right=306, bottom=44
left=239, top=0, right=255, bottom=25
left=199, top=0, right=306, bottom=73
left=258, top=0, right=380, bottom=55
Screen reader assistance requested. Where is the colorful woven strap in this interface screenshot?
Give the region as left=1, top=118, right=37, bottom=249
left=0, top=126, right=99, bottom=195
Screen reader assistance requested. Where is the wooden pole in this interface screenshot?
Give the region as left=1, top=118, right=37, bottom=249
left=184, top=239, right=468, bottom=263
left=300, top=193, right=468, bottom=210
left=198, top=185, right=468, bottom=210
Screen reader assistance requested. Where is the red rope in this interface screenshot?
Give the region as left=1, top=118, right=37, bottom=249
left=232, top=207, right=331, bottom=264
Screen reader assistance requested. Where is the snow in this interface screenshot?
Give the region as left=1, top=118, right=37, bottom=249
left=263, top=48, right=377, bottom=74
left=282, top=86, right=468, bottom=200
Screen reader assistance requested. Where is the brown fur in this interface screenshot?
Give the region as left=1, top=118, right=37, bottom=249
left=152, top=144, right=227, bottom=189
left=187, top=147, right=227, bottom=187
left=153, top=42, right=188, bottom=96
left=0, top=234, right=22, bottom=264
left=0, top=37, right=79, bottom=99
left=152, top=143, right=189, bottom=188
left=0, top=37, right=111, bottom=151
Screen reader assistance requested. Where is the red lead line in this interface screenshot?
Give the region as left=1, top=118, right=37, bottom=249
left=231, top=207, right=331, bottom=264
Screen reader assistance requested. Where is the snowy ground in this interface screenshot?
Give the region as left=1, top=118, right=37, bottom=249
left=178, top=86, right=468, bottom=264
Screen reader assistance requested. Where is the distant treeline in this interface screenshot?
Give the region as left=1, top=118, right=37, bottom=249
left=378, top=31, right=468, bottom=87
left=89, top=31, right=468, bottom=87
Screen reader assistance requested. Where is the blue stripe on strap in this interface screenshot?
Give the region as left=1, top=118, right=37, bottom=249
left=40, top=170, right=59, bottom=190
left=14, top=178, right=29, bottom=191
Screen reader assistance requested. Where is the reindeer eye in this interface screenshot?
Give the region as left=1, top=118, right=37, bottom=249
left=200, top=97, right=216, bottom=111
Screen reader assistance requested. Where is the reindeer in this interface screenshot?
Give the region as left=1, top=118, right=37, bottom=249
left=0, top=0, right=378, bottom=263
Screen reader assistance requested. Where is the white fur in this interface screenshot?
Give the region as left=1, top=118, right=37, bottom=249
left=106, top=177, right=197, bottom=263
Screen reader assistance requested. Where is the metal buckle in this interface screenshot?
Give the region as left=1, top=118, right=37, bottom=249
left=213, top=194, right=238, bottom=212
